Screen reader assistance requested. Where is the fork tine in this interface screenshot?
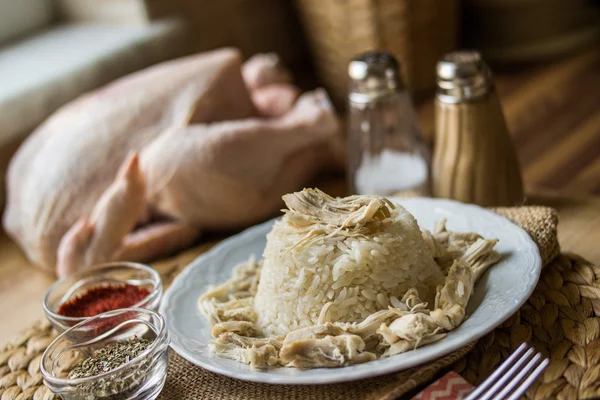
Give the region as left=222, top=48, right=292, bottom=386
left=464, top=343, right=528, bottom=400
left=478, top=348, right=536, bottom=400
left=491, top=353, right=545, bottom=400
left=505, top=357, right=549, bottom=400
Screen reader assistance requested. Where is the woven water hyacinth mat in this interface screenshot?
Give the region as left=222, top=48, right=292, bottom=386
left=2, top=206, right=599, bottom=399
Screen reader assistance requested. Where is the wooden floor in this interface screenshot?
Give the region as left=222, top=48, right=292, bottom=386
left=416, top=46, right=600, bottom=195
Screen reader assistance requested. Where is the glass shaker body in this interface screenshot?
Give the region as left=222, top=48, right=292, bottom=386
left=347, top=52, right=430, bottom=196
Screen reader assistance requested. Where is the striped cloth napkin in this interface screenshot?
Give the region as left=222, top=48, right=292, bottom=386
left=411, top=372, right=473, bottom=400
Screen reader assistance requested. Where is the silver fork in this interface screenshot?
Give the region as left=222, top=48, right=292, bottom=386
left=464, top=343, right=549, bottom=400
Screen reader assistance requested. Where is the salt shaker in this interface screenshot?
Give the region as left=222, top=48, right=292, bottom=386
left=347, top=51, right=431, bottom=196
left=432, top=50, right=524, bottom=206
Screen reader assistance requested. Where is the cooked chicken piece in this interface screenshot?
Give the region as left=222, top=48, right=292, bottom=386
left=422, top=229, right=448, bottom=259
left=422, top=229, right=455, bottom=272
left=211, top=331, right=283, bottom=368
left=199, top=297, right=227, bottom=325
left=222, top=305, right=257, bottom=322
left=377, top=323, right=398, bottom=345
left=460, top=238, right=501, bottom=281
left=280, top=334, right=376, bottom=368
left=233, top=259, right=262, bottom=296
left=214, top=332, right=283, bottom=350
left=248, top=345, right=281, bottom=368
left=433, top=219, right=447, bottom=235
left=429, top=239, right=499, bottom=330
left=333, top=290, right=427, bottom=341
left=428, top=219, right=500, bottom=275
left=198, top=281, right=233, bottom=305
left=211, top=321, right=256, bottom=338
left=336, top=309, right=403, bottom=340
left=198, top=259, right=262, bottom=324
left=378, top=313, right=440, bottom=345
left=211, top=342, right=280, bottom=368
left=282, top=188, right=395, bottom=229
left=433, top=220, right=483, bottom=254
left=401, top=288, right=429, bottom=311
left=4, top=49, right=343, bottom=275
left=447, top=232, right=485, bottom=253
left=199, top=260, right=261, bottom=301
left=283, top=322, right=345, bottom=342
left=430, top=260, right=473, bottom=330
left=383, top=333, right=447, bottom=357
left=379, top=248, right=498, bottom=355
left=199, top=297, right=256, bottom=325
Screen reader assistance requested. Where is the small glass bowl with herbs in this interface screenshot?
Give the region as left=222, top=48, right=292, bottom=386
left=44, top=262, right=162, bottom=334
left=41, top=308, right=169, bottom=400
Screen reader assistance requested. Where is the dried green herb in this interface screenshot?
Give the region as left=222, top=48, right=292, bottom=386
left=65, top=335, right=167, bottom=400
left=69, top=337, right=151, bottom=379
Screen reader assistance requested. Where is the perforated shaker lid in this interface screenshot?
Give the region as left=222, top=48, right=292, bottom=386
left=436, top=50, right=493, bottom=103
left=348, top=51, right=405, bottom=103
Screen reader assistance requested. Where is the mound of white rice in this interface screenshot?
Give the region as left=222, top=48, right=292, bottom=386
left=254, top=205, right=445, bottom=336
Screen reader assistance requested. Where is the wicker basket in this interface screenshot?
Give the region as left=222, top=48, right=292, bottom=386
left=463, top=0, right=600, bottom=63
left=294, top=0, right=460, bottom=107
left=146, top=0, right=312, bottom=73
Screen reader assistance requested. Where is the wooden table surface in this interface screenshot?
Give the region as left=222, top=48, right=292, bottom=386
left=1, top=48, right=599, bottom=345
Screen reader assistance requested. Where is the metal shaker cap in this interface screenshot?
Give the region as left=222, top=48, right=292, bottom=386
left=348, top=51, right=404, bottom=103
left=436, top=50, right=493, bottom=103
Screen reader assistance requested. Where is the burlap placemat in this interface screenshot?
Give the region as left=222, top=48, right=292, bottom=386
left=5, top=205, right=592, bottom=400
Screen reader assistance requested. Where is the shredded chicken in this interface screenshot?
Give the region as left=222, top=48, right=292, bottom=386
left=376, top=240, right=500, bottom=358
left=336, top=309, right=402, bottom=340
left=423, top=219, right=500, bottom=274
left=460, top=238, right=501, bottom=281
left=280, top=333, right=376, bottom=368
left=283, top=323, right=345, bottom=342
left=198, top=259, right=261, bottom=325
left=198, top=191, right=501, bottom=369
left=211, top=321, right=256, bottom=338
left=282, top=188, right=395, bottom=229
left=210, top=332, right=284, bottom=368
left=214, top=332, right=283, bottom=349
left=383, top=333, right=448, bottom=357
left=211, top=342, right=281, bottom=368
left=430, top=261, right=473, bottom=330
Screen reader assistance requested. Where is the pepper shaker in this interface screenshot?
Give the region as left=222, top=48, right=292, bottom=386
left=347, top=51, right=431, bottom=196
left=432, top=50, right=524, bottom=206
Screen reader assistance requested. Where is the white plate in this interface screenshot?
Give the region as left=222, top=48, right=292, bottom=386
left=160, top=198, right=541, bottom=385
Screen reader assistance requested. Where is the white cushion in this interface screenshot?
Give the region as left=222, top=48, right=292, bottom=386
left=0, top=0, right=54, bottom=45
left=0, top=20, right=184, bottom=146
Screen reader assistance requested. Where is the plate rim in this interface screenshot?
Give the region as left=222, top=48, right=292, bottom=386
left=160, top=197, right=542, bottom=384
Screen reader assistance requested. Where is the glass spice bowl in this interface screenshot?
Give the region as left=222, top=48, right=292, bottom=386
left=43, top=262, right=162, bottom=334
left=41, top=308, right=169, bottom=400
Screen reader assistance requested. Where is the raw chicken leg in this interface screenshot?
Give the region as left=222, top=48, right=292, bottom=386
left=3, top=48, right=343, bottom=275
left=242, top=53, right=293, bottom=90
left=242, top=53, right=299, bottom=117
left=56, top=154, right=146, bottom=276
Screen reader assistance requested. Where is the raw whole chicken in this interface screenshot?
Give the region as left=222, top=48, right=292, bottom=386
left=3, top=48, right=343, bottom=276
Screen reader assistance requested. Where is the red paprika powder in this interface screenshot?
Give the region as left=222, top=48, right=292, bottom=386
left=57, top=284, right=150, bottom=317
